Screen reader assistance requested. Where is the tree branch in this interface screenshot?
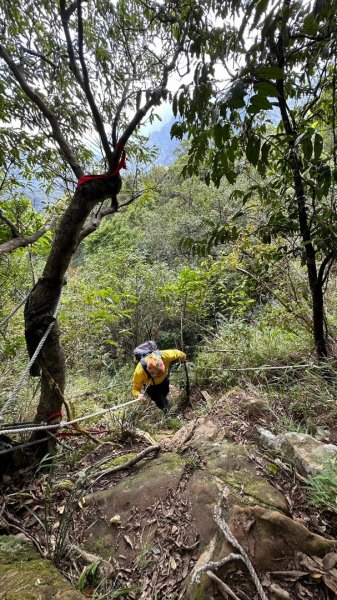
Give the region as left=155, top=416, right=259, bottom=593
left=76, top=0, right=114, bottom=169
left=0, top=208, right=19, bottom=238
left=78, top=205, right=118, bottom=242
left=0, top=225, right=50, bottom=255
left=112, top=80, right=133, bottom=148
left=78, top=189, right=144, bottom=242
left=0, top=44, right=83, bottom=179
left=59, top=0, right=114, bottom=170
left=116, top=25, right=188, bottom=153
left=91, top=444, right=161, bottom=484
left=19, top=46, right=58, bottom=69
left=318, top=250, right=336, bottom=286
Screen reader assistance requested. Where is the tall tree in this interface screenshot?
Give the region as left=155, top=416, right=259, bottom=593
left=0, top=0, right=193, bottom=448
left=174, top=0, right=337, bottom=358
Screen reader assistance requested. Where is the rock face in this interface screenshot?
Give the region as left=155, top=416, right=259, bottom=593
left=257, top=428, right=337, bottom=476
left=0, top=535, right=84, bottom=600
left=278, top=432, right=337, bottom=476
left=78, top=414, right=337, bottom=598
left=84, top=452, right=187, bottom=559
left=83, top=418, right=290, bottom=598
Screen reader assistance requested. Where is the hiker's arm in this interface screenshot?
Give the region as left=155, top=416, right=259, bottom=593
left=161, top=349, right=186, bottom=364
left=132, top=367, right=146, bottom=398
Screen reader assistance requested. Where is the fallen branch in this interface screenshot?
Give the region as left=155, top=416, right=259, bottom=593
left=134, top=428, right=158, bottom=446
left=91, top=444, right=161, bottom=484
left=206, top=570, right=241, bottom=600
left=168, top=534, right=200, bottom=551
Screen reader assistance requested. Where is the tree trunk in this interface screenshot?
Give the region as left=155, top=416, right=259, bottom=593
left=276, top=82, right=328, bottom=359
left=311, top=280, right=327, bottom=358
left=24, top=176, right=122, bottom=452
left=291, top=159, right=328, bottom=359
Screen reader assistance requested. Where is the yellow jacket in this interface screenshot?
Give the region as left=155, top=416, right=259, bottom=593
left=132, top=349, right=186, bottom=397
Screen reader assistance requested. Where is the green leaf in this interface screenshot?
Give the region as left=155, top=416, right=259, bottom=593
left=314, top=133, right=323, bottom=160
left=303, top=14, right=319, bottom=36
left=248, top=94, right=273, bottom=112
left=301, top=136, right=313, bottom=161
left=231, top=95, right=246, bottom=109
left=172, top=95, right=178, bottom=117
left=219, top=103, right=227, bottom=118
left=254, top=81, right=279, bottom=97
left=178, top=93, right=185, bottom=115
left=256, top=66, right=284, bottom=79
left=246, top=135, right=261, bottom=166
left=228, top=80, right=247, bottom=109
left=170, top=122, right=184, bottom=140
left=252, top=0, right=269, bottom=28
left=261, top=141, right=270, bottom=165
left=222, top=123, right=231, bottom=142
left=224, top=168, right=236, bottom=184
left=319, top=165, right=331, bottom=197
left=213, top=123, right=223, bottom=148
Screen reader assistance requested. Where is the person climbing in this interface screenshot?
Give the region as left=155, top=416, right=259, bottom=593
left=132, top=340, right=186, bottom=413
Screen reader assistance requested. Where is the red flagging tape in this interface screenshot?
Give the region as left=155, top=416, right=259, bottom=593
left=47, top=412, right=62, bottom=422
left=76, top=147, right=126, bottom=189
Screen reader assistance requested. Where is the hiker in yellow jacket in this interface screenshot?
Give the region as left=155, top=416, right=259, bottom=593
left=132, top=341, right=186, bottom=413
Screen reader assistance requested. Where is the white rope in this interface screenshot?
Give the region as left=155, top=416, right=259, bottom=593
left=0, top=396, right=142, bottom=435
left=217, top=364, right=320, bottom=372
left=0, top=298, right=61, bottom=420
left=0, top=294, right=28, bottom=329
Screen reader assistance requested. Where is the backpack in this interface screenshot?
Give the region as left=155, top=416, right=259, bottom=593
left=133, top=340, right=158, bottom=361
left=141, top=351, right=166, bottom=380
left=133, top=341, right=165, bottom=381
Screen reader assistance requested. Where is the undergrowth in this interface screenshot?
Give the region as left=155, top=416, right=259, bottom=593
left=306, top=460, right=337, bottom=515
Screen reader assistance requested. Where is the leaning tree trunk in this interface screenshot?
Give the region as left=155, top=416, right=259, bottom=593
left=24, top=175, right=122, bottom=451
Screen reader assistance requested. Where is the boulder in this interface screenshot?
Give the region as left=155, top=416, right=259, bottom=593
left=165, top=416, right=226, bottom=452
left=257, top=430, right=337, bottom=477
left=83, top=440, right=288, bottom=599
left=83, top=452, right=186, bottom=559
left=78, top=410, right=337, bottom=600
left=279, top=432, right=337, bottom=476
left=0, top=535, right=84, bottom=600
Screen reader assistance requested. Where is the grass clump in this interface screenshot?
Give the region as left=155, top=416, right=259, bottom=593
left=306, top=459, right=337, bottom=514
left=194, top=313, right=312, bottom=389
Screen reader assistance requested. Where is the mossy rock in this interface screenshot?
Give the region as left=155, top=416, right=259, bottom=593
left=0, top=536, right=84, bottom=599
left=85, top=452, right=185, bottom=508
left=206, top=443, right=288, bottom=513
left=0, top=536, right=37, bottom=565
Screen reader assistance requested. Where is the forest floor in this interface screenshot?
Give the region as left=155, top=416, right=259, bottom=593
left=1, top=383, right=337, bottom=599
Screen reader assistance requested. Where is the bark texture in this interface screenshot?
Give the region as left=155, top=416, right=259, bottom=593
left=24, top=175, right=122, bottom=438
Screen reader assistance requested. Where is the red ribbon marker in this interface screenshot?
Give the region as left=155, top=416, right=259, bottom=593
left=76, top=145, right=127, bottom=190
left=47, top=412, right=62, bottom=422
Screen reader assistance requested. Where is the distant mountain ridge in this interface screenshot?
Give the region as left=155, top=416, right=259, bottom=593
left=25, top=108, right=281, bottom=210
left=148, top=117, right=181, bottom=166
